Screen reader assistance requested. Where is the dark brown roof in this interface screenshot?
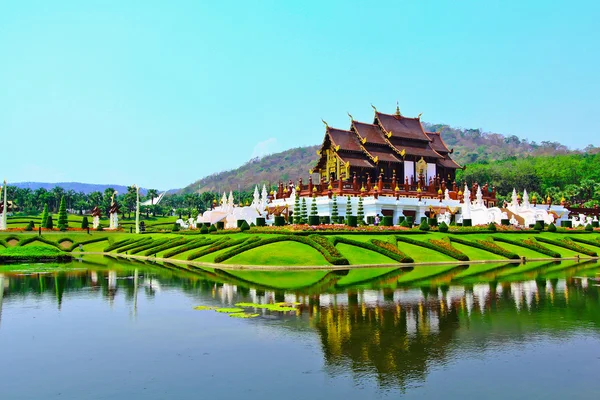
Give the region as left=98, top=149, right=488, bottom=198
left=351, top=121, right=387, bottom=145
left=396, top=143, right=443, bottom=159
left=327, top=127, right=363, bottom=152
left=337, top=153, right=376, bottom=168
left=375, top=112, right=431, bottom=142
left=439, top=158, right=462, bottom=169
left=364, top=146, right=403, bottom=163
left=425, top=131, right=451, bottom=154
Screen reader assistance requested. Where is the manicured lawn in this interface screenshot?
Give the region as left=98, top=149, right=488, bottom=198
left=450, top=242, right=506, bottom=261
left=223, top=241, right=330, bottom=266
left=395, top=241, right=455, bottom=263
left=336, top=243, right=397, bottom=265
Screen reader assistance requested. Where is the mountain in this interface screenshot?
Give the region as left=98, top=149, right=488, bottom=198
left=10, top=182, right=160, bottom=195
left=182, top=122, right=597, bottom=194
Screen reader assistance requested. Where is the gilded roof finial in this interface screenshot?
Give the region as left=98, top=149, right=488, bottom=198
left=395, top=101, right=401, bottom=116
left=347, top=112, right=353, bottom=121
left=321, top=119, right=329, bottom=128
left=371, top=104, right=377, bottom=112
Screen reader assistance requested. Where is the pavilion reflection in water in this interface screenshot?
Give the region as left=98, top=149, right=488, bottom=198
left=1, top=258, right=600, bottom=390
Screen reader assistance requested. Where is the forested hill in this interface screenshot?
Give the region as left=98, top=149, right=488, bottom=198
left=183, top=122, right=599, bottom=193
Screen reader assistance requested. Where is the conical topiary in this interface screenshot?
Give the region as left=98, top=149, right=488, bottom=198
left=345, top=196, right=353, bottom=223
left=357, top=197, right=364, bottom=225
left=81, top=216, right=89, bottom=229
left=293, top=194, right=301, bottom=224
left=585, top=223, right=594, bottom=232
left=419, top=218, right=430, bottom=231
left=57, top=196, right=69, bottom=231
left=41, top=204, right=49, bottom=228
left=301, top=198, right=308, bottom=224
left=331, top=194, right=339, bottom=222
left=438, top=221, right=448, bottom=232
left=488, top=222, right=497, bottom=232
left=310, top=194, right=318, bottom=216
left=548, top=222, right=557, bottom=232
left=45, top=214, right=54, bottom=229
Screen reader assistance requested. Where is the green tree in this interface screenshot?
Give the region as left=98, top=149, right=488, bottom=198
left=57, top=196, right=69, bottom=231
left=345, top=196, right=353, bottom=223
left=293, top=194, right=301, bottom=224
left=41, top=204, right=49, bottom=227
left=331, top=194, right=339, bottom=222
left=357, top=197, right=364, bottom=225
left=81, top=216, right=89, bottom=229
left=45, top=214, right=54, bottom=229
left=301, top=198, right=308, bottom=224
left=310, top=194, right=318, bottom=216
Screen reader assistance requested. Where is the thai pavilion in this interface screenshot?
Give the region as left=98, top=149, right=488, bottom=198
left=312, top=105, right=462, bottom=186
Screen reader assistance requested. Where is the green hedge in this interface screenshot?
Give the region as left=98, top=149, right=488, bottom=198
left=308, top=235, right=349, bottom=265
left=67, top=237, right=109, bottom=252
left=450, top=236, right=519, bottom=259
left=493, top=237, right=561, bottom=258
left=308, top=216, right=320, bottom=226
left=18, top=236, right=64, bottom=250
left=274, top=216, right=286, bottom=226
left=395, top=236, right=469, bottom=261
left=142, top=237, right=192, bottom=256
left=535, top=237, right=597, bottom=257
left=382, top=216, right=394, bottom=226
left=104, top=238, right=139, bottom=252
left=113, top=238, right=154, bottom=254
left=162, top=238, right=213, bottom=258
left=128, top=238, right=172, bottom=255
left=462, top=219, right=472, bottom=227
left=187, top=237, right=252, bottom=260
left=256, top=217, right=266, bottom=227
left=332, top=236, right=413, bottom=263
left=561, top=221, right=573, bottom=228
left=346, top=215, right=357, bottom=227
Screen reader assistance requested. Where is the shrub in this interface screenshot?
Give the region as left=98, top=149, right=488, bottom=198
left=25, top=221, right=34, bottom=231
left=488, top=222, right=497, bottom=232
left=188, top=237, right=256, bottom=261
left=129, top=238, right=172, bottom=255
left=67, top=237, right=108, bottom=252
left=274, top=216, right=286, bottom=226
left=236, top=220, right=245, bottom=228
left=45, top=215, right=54, bottom=229
left=357, top=197, right=365, bottom=224
left=293, top=194, right=301, bottom=224
left=419, top=219, right=430, bottom=231
left=450, top=237, right=519, bottom=259
left=382, top=216, right=393, bottom=226
left=240, top=221, right=250, bottom=231
left=41, top=204, right=49, bottom=228
left=395, top=236, right=469, bottom=261
left=533, top=221, right=543, bottom=231
left=200, top=225, right=209, bottom=234
left=308, top=216, right=320, bottom=226
left=438, top=221, right=449, bottom=233
left=115, top=238, right=154, bottom=253
left=561, top=220, right=572, bottom=228
left=462, top=219, right=472, bottom=227
left=18, top=236, right=64, bottom=250
left=172, top=223, right=180, bottom=232
left=400, top=218, right=410, bottom=228
left=308, top=235, right=348, bottom=265
left=58, top=196, right=69, bottom=231
left=331, top=194, right=339, bottom=222
left=367, top=216, right=375, bottom=225
left=256, top=217, right=266, bottom=227
left=501, top=219, right=510, bottom=226
left=585, top=224, right=594, bottom=232
left=163, top=238, right=214, bottom=258
left=346, top=215, right=358, bottom=227
left=310, top=195, right=318, bottom=217
left=320, top=216, right=330, bottom=225
left=569, top=236, right=600, bottom=249
left=493, top=237, right=560, bottom=258
left=536, top=236, right=597, bottom=257
left=81, top=216, right=89, bottom=229
left=216, top=221, right=225, bottom=230
left=143, top=238, right=190, bottom=256
left=398, top=216, right=405, bottom=224
left=406, top=216, right=414, bottom=225
left=548, top=223, right=557, bottom=232
left=300, top=198, right=308, bottom=223
left=209, top=224, right=217, bottom=232
left=428, top=218, right=438, bottom=227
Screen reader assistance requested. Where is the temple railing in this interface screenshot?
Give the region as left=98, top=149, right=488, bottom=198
left=273, top=173, right=498, bottom=206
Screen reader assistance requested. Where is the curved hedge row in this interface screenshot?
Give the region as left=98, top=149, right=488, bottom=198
left=450, top=237, right=519, bottom=259
left=142, top=237, right=192, bottom=256
left=394, top=236, right=469, bottom=261
left=104, top=238, right=139, bottom=252
left=113, top=238, right=154, bottom=254
left=331, top=236, right=413, bottom=263
left=569, top=236, right=600, bottom=249
left=162, top=238, right=213, bottom=258
left=187, top=237, right=243, bottom=260
left=18, top=236, right=64, bottom=250
left=535, top=237, right=597, bottom=257
left=128, top=238, right=171, bottom=255
left=308, top=235, right=347, bottom=262
left=493, top=237, right=560, bottom=258
left=67, top=237, right=108, bottom=252
left=214, top=235, right=349, bottom=265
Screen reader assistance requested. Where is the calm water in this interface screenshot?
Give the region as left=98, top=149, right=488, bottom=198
left=1, top=257, right=600, bottom=399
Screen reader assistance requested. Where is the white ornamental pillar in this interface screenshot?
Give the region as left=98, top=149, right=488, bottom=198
left=135, top=185, right=140, bottom=234
left=0, top=181, right=6, bottom=230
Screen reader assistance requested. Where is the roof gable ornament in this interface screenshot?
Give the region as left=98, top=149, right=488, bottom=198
left=347, top=112, right=354, bottom=121
left=371, top=104, right=377, bottom=112
left=385, top=130, right=392, bottom=139
left=361, top=137, right=367, bottom=144
left=395, top=102, right=401, bottom=117
left=321, top=119, right=329, bottom=128
left=417, top=112, right=423, bottom=119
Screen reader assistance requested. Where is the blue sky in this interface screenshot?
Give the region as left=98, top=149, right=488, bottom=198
left=1, top=0, right=598, bottom=190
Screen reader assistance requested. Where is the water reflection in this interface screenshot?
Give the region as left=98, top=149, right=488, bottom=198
left=1, top=257, right=600, bottom=392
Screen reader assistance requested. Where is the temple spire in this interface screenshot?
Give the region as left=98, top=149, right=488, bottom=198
left=395, top=102, right=401, bottom=117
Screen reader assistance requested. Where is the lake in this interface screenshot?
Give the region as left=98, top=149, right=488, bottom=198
left=1, top=257, right=600, bottom=399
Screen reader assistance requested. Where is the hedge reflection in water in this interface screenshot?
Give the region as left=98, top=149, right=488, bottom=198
left=1, top=256, right=600, bottom=390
